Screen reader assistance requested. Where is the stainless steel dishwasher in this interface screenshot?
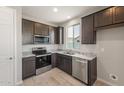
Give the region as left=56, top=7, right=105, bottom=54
left=72, top=57, right=88, bottom=84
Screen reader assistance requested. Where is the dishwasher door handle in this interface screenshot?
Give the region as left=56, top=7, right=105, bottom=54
left=75, top=59, right=87, bottom=63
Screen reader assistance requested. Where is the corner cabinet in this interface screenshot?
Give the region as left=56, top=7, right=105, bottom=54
left=94, top=8, right=113, bottom=27
left=81, top=15, right=96, bottom=44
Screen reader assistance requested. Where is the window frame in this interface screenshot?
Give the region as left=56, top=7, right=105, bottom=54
left=66, top=23, right=80, bottom=49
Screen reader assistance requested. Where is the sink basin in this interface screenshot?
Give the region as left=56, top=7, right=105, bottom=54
left=63, top=51, right=75, bottom=55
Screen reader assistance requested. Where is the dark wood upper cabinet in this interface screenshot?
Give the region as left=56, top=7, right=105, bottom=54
left=54, top=27, right=64, bottom=44
left=34, top=23, right=49, bottom=36
left=54, top=27, right=60, bottom=44
left=94, top=8, right=113, bottom=27
left=81, top=15, right=96, bottom=44
left=113, top=6, right=124, bottom=24
left=22, top=19, right=34, bottom=45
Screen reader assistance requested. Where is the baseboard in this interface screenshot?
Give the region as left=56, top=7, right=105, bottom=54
left=15, top=80, right=23, bottom=86
left=97, top=77, right=116, bottom=86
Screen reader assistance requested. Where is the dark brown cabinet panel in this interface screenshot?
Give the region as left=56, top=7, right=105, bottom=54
left=49, top=26, right=59, bottom=44
left=61, top=27, right=64, bottom=44
left=94, top=8, right=113, bottom=27
left=54, top=27, right=64, bottom=44
left=22, top=19, right=34, bottom=45
left=34, top=23, right=49, bottom=36
left=88, top=58, right=97, bottom=85
left=81, top=15, right=95, bottom=44
left=22, top=57, right=36, bottom=79
left=51, top=53, right=57, bottom=68
left=57, top=54, right=64, bottom=70
left=64, top=58, right=72, bottom=75
left=56, top=54, right=72, bottom=75
left=54, top=27, right=60, bottom=44
left=113, top=6, right=124, bottom=24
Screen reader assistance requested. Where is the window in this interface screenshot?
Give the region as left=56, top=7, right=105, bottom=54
left=67, top=24, right=80, bottom=49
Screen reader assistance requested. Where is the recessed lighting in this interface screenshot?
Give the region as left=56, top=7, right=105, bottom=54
left=53, top=7, right=58, bottom=12
left=67, top=16, right=71, bottom=19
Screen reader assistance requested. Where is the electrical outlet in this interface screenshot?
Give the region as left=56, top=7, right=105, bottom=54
left=109, top=74, right=118, bottom=81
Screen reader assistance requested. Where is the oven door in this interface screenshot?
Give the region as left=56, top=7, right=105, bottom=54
left=36, top=55, right=51, bottom=69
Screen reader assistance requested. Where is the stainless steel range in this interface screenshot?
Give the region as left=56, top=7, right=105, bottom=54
left=32, top=47, right=52, bottom=75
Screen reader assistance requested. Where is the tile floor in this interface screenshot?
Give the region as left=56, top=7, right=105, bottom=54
left=23, top=68, right=108, bottom=86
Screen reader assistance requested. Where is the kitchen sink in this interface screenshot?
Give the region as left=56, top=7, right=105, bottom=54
left=63, top=51, right=75, bottom=55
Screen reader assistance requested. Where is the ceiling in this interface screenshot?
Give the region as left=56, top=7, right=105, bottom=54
left=22, top=6, right=108, bottom=25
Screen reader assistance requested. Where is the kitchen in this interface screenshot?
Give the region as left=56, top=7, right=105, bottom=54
left=21, top=6, right=124, bottom=86
left=0, top=6, right=124, bottom=86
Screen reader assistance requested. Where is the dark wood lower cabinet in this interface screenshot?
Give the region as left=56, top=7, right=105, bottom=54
left=52, top=53, right=97, bottom=85
left=22, top=56, right=36, bottom=80
left=88, top=58, right=97, bottom=85
left=56, top=54, right=72, bottom=75
left=113, top=6, right=124, bottom=24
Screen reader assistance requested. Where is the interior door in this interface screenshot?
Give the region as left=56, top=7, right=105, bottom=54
left=0, top=7, right=15, bottom=85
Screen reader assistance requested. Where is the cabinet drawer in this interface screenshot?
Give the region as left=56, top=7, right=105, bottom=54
left=23, top=56, right=35, bottom=62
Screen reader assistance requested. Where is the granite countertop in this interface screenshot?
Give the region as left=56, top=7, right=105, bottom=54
left=22, top=51, right=35, bottom=58
left=22, top=50, right=96, bottom=60
left=50, top=50, right=96, bottom=60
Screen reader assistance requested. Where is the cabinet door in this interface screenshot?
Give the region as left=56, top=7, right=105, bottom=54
left=54, top=27, right=64, bottom=44
left=22, top=57, right=36, bottom=79
left=49, top=26, right=56, bottom=44
left=51, top=53, right=57, bottom=68
left=41, top=24, right=49, bottom=36
left=88, top=58, right=97, bottom=85
left=64, top=58, right=72, bottom=75
left=34, top=23, right=42, bottom=35
left=54, top=27, right=60, bottom=44
left=22, top=19, right=34, bottom=44
left=81, top=15, right=95, bottom=44
left=113, top=6, right=124, bottom=24
left=56, top=54, right=63, bottom=70
left=34, top=23, right=49, bottom=36
left=94, top=8, right=113, bottom=27
left=60, top=27, right=64, bottom=44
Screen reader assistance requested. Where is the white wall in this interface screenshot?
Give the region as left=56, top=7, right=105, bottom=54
left=97, top=27, right=124, bottom=85
left=10, top=6, right=22, bottom=85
